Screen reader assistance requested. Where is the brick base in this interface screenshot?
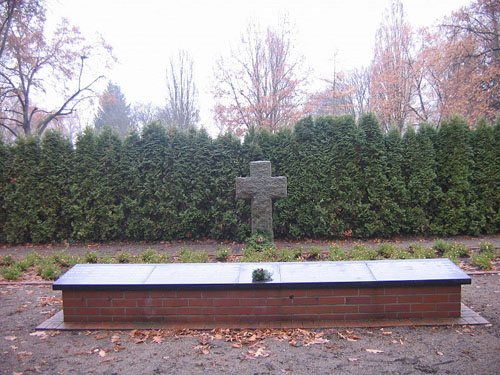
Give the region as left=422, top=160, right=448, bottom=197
left=62, top=285, right=462, bottom=324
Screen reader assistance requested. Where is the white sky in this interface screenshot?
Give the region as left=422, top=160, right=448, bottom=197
left=46, top=0, right=471, bottom=135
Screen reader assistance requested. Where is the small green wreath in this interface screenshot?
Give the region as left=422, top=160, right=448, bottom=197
left=252, top=268, right=272, bottom=282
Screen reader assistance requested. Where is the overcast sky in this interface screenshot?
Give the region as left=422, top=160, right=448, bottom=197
left=46, top=0, right=471, bottom=135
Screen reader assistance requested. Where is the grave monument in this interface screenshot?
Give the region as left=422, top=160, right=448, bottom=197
left=236, top=161, right=287, bottom=239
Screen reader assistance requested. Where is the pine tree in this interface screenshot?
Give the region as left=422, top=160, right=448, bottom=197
left=94, top=82, right=134, bottom=139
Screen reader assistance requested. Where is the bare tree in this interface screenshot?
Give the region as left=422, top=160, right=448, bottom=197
left=369, top=0, right=415, bottom=133
left=162, top=50, right=199, bottom=130
left=213, top=21, right=306, bottom=136
left=0, top=1, right=112, bottom=138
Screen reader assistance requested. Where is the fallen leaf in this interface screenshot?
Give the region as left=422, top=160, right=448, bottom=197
left=366, top=349, right=384, bottom=354
left=4, top=336, right=17, bottom=341
left=98, top=350, right=107, bottom=357
left=113, top=345, right=125, bottom=352
left=304, top=338, right=329, bottom=346
left=95, top=332, right=109, bottom=340
left=29, top=331, right=47, bottom=339
left=110, top=335, right=121, bottom=344
left=10, top=345, right=18, bottom=350
left=232, top=343, right=242, bottom=348
left=436, top=351, right=444, bottom=356
left=348, top=358, right=359, bottom=362
left=152, top=336, right=164, bottom=344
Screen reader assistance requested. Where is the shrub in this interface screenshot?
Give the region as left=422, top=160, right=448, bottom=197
left=177, top=248, right=209, bottom=263
left=443, top=249, right=460, bottom=264
left=390, top=248, right=411, bottom=259
left=116, top=251, right=132, bottom=263
left=307, top=246, right=323, bottom=260
left=241, top=246, right=276, bottom=262
left=450, top=243, right=470, bottom=257
left=471, top=253, right=493, bottom=270
left=293, top=247, right=303, bottom=259
left=433, top=240, right=452, bottom=254
left=51, top=250, right=75, bottom=267
left=215, top=246, right=230, bottom=261
left=25, top=251, right=42, bottom=267
left=377, top=243, right=395, bottom=258
left=480, top=242, right=495, bottom=259
left=245, top=231, right=273, bottom=253
left=277, top=248, right=296, bottom=262
left=36, top=260, right=61, bottom=280
left=1, top=266, right=22, bottom=280
left=99, top=254, right=113, bottom=264
left=327, top=244, right=347, bottom=261
left=0, top=255, right=15, bottom=266
left=84, top=251, right=99, bottom=264
left=411, top=245, right=436, bottom=259
left=349, top=245, right=377, bottom=260
left=141, top=248, right=158, bottom=263
left=14, top=259, right=31, bottom=272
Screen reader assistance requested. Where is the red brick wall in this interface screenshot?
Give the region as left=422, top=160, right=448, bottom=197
left=62, top=285, right=462, bottom=325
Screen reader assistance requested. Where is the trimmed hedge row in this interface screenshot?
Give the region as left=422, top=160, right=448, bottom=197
left=0, top=114, right=499, bottom=244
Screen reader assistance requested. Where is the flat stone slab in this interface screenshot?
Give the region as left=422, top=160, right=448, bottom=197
left=53, top=259, right=471, bottom=290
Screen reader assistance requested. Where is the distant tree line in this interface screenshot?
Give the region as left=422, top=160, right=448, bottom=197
left=0, top=114, right=498, bottom=244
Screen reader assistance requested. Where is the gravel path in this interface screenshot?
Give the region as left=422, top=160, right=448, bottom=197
left=0, top=273, right=499, bottom=375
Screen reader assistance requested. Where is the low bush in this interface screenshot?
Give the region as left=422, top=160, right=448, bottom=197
left=349, top=245, right=377, bottom=260
left=84, top=251, right=99, bottom=264
left=377, top=243, right=395, bottom=258
left=327, top=244, right=347, bottom=261
left=215, top=246, right=230, bottom=261
left=177, top=248, right=209, bottom=263
left=471, top=253, right=493, bottom=270
left=1, top=266, right=22, bottom=280
left=307, top=246, right=323, bottom=260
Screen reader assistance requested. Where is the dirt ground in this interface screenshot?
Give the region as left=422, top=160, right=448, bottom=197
left=0, top=273, right=498, bottom=374
left=1, top=234, right=500, bottom=260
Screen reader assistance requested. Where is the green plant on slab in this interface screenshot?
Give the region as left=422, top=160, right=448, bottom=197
left=327, top=244, right=347, bottom=261
left=252, top=268, right=272, bottom=282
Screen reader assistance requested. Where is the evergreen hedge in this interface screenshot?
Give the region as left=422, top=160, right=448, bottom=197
left=0, top=115, right=499, bottom=244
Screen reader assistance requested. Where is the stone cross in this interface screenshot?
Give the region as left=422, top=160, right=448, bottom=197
left=236, top=161, right=287, bottom=238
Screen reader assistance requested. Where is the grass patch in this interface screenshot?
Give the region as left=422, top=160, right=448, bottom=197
left=349, top=245, right=377, bottom=260
left=215, top=246, right=230, bottom=262
left=177, top=248, right=209, bottom=263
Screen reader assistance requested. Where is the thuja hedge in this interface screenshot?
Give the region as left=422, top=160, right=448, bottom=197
left=0, top=114, right=499, bottom=244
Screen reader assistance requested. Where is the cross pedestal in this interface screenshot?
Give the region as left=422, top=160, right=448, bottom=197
left=236, top=161, right=287, bottom=239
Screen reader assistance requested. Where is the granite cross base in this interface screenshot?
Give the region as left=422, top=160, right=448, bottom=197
left=49, top=259, right=473, bottom=329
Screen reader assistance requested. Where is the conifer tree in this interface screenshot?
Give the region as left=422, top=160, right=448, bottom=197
left=3, top=137, right=42, bottom=243
left=357, top=113, right=392, bottom=237
left=473, top=119, right=500, bottom=233
left=435, top=117, right=479, bottom=235
left=0, top=138, right=9, bottom=242
left=402, top=126, right=441, bottom=234
left=94, top=83, right=135, bottom=139
left=36, top=131, right=74, bottom=242
left=384, top=127, right=408, bottom=234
